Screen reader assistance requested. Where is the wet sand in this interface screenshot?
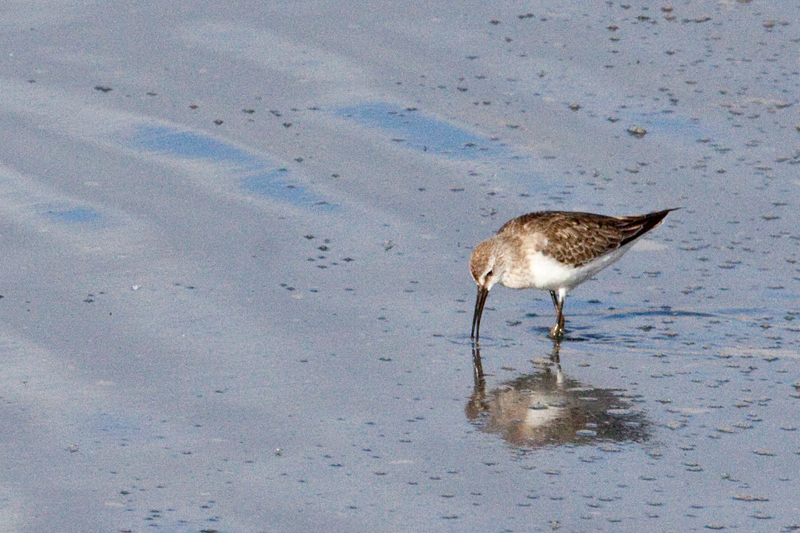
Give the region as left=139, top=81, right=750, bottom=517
left=0, top=1, right=798, bottom=531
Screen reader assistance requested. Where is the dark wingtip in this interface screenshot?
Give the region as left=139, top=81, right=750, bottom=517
left=651, top=206, right=681, bottom=225
left=652, top=207, right=681, bottom=217
left=618, top=208, right=678, bottom=246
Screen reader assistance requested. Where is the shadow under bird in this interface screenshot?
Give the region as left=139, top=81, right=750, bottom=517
left=469, top=209, right=677, bottom=341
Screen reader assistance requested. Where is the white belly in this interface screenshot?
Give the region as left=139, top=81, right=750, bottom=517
left=501, top=243, right=635, bottom=291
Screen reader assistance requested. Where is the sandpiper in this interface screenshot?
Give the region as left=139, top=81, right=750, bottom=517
left=470, top=209, right=676, bottom=341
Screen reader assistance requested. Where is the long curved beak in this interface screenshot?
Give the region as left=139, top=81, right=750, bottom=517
left=471, top=285, right=489, bottom=341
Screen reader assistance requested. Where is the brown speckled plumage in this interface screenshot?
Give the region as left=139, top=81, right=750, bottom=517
left=497, top=210, right=671, bottom=267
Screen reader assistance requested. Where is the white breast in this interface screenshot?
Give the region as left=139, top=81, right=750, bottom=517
left=501, top=242, right=636, bottom=292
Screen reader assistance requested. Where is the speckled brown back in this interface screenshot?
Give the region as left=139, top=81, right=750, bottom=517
left=496, top=209, right=674, bottom=267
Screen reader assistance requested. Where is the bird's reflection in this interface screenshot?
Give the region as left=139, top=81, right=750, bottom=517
left=467, top=342, right=649, bottom=449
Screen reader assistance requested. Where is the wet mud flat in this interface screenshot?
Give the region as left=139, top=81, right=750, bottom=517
left=0, top=0, right=798, bottom=531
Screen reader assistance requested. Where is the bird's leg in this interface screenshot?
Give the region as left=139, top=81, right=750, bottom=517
left=550, top=290, right=566, bottom=339
left=549, top=290, right=559, bottom=312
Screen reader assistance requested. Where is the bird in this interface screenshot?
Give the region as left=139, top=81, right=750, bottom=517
left=469, top=208, right=677, bottom=341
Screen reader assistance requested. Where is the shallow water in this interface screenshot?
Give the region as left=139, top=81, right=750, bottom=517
left=0, top=1, right=798, bottom=531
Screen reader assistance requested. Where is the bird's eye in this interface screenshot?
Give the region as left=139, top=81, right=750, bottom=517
left=485, top=269, right=493, bottom=280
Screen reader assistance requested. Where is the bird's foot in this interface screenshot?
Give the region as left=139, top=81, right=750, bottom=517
left=550, top=324, right=565, bottom=340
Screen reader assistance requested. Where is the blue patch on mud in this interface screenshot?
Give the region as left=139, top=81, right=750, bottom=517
left=46, top=207, right=101, bottom=223
left=334, top=103, right=502, bottom=159
left=128, top=125, right=335, bottom=210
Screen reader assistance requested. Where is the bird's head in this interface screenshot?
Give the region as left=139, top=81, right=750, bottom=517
left=469, top=238, right=505, bottom=292
left=470, top=238, right=507, bottom=341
